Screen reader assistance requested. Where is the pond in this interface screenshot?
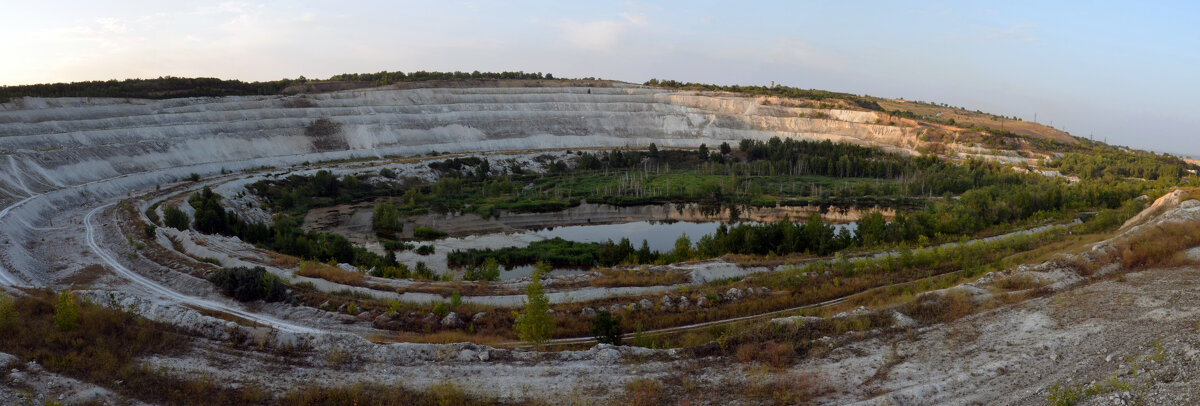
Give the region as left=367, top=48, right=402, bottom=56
left=310, top=201, right=884, bottom=281
left=480, top=219, right=857, bottom=280
left=526, top=220, right=858, bottom=253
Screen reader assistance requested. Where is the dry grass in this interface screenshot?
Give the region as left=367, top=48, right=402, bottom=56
left=620, top=378, right=667, bottom=406
left=1016, top=233, right=1113, bottom=265
left=296, top=260, right=367, bottom=286
left=737, top=369, right=832, bottom=405
left=1117, top=222, right=1200, bottom=268
left=735, top=340, right=796, bottom=368
left=60, top=264, right=108, bottom=287
left=994, top=274, right=1047, bottom=291
left=396, top=330, right=513, bottom=346
left=590, top=268, right=689, bottom=288
left=266, top=251, right=300, bottom=268
left=281, top=381, right=504, bottom=406
left=0, top=289, right=275, bottom=404
left=902, top=289, right=975, bottom=325
left=1181, top=188, right=1200, bottom=202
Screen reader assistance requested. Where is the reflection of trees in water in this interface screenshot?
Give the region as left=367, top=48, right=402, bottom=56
left=695, top=202, right=722, bottom=218
left=663, top=202, right=891, bottom=223
left=674, top=202, right=689, bottom=217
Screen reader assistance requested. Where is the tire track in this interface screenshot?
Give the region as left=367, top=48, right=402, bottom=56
left=85, top=203, right=320, bottom=334
left=0, top=193, right=42, bottom=286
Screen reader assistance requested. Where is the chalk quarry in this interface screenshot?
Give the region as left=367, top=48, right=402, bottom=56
left=1, top=81, right=1195, bottom=405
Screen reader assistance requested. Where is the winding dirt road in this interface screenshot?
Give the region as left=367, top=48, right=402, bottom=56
left=84, top=203, right=320, bottom=334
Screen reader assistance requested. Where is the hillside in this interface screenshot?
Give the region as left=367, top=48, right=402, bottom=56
left=645, top=79, right=1081, bottom=157
left=0, top=75, right=1108, bottom=206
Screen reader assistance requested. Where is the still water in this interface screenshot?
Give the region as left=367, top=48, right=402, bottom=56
left=493, top=220, right=857, bottom=280
left=528, top=220, right=857, bottom=253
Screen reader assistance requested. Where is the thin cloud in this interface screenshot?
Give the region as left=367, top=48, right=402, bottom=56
left=986, top=23, right=1039, bottom=42
left=556, top=12, right=648, bottom=52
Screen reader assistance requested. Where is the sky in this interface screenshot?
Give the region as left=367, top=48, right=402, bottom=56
left=1, top=1, right=1197, bottom=156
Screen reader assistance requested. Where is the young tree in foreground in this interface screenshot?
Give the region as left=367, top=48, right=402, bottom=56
left=53, top=290, right=79, bottom=332
left=515, top=262, right=555, bottom=348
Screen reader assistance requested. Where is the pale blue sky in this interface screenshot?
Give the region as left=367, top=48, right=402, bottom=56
left=1, top=1, right=1196, bottom=155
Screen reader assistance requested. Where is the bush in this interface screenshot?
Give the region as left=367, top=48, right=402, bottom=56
left=207, top=266, right=290, bottom=302
left=162, top=205, right=189, bottom=231
left=383, top=240, right=414, bottom=252
left=145, top=206, right=160, bottom=225
left=296, top=260, right=367, bottom=286
left=413, top=262, right=436, bottom=279
left=463, top=258, right=500, bottom=281
left=591, top=310, right=622, bottom=345
left=415, top=245, right=435, bottom=255
left=370, top=263, right=409, bottom=279
left=53, top=290, right=79, bottom=332
left=413, top=226, right=448, bottom=240
left=432, top=302, right=448, bottom=317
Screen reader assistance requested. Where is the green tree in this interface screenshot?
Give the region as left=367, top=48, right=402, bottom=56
left=672, top=233, right=694, bottom=261
left=53, top=290, right=79, bottom=332
left=0, top=291, right=14, bottom=332
left=163, top=205, right=189, bottom=231
left=515, top=262, right=555, bottom=348
left=591, top=310, right=622, bottom=345
left=719, top=142, right=732, bottom=155
left=648, top=143, right=659, bottom=158
left=342, top=174, right=359, bottom=190
left=857, top=210, right=888, bottom=246
left=190, top=187, right=229, bottom=234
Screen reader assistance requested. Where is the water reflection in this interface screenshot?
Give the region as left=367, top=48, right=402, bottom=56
left=483, top=220, right=856, bottom=280
left=530, top=220, right=857, bottom=253
left=500, top=265, right=590, bottom=280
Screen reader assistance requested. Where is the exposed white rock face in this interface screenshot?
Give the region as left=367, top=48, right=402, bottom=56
left=0, top=83, right=919, bottom=287
left=0, top=85, right=917, bottom=205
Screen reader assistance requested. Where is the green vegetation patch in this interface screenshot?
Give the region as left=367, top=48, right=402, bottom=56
left=208, top=266, right=291, bottom=303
